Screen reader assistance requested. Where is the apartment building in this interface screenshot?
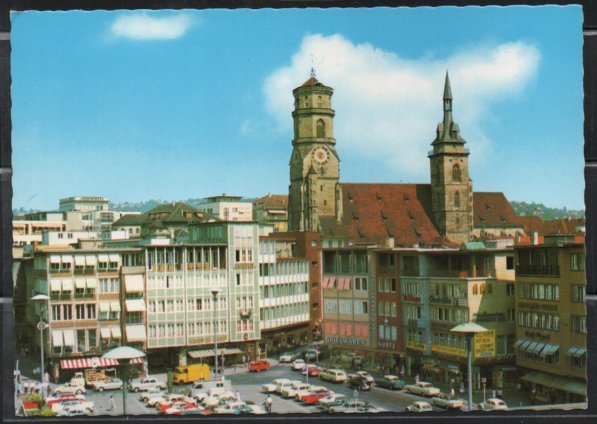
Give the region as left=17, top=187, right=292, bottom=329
left=514, top=235, right=587, bottom=403
left=195, top=194, right=252, bottom=222
left=253, top=194, right=289, bottom=232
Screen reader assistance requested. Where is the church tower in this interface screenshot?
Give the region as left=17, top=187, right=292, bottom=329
left=429, top=73, right=473, bottom=243
left=288, top=74, right=340, bottom=232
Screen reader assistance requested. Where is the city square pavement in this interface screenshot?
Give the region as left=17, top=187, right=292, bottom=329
left=15, top=353, right=549, bottom=416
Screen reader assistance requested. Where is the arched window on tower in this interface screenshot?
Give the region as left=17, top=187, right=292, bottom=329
left=452, top=164, right=462, bottom=182
left=454, top=191, right=461, bottom=209
left=317, top=119, right=325, bottom=138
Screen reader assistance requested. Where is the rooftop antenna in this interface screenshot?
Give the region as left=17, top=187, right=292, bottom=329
left=310, top=54, right=316, bottom=77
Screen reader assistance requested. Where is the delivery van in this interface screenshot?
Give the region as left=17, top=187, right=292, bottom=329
left=172, top=363, right=211, bottom=384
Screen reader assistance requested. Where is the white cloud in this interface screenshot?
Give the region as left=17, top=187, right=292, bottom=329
left=263, top=34, right=540, bottom=178
left=110, top=13, right=193, bottom=40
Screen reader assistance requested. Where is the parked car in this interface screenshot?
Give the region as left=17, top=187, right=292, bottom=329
left=300, top=389, right=333, bottom=405
left=353, top=371, right=374, bottom=383
left=274, top=380, right=302, bottom=395
left=294, top=386, right=328, bottom=401
left=91, top=378, right=123, bottom=392
left=404, top=381, right=441, bottom=397
left=147, top=393, right=185, bottom=408
left=129, top=376, right=167, bottom=392
left=214, top=400, right=251, bottom=414
left=317, top=393, right=346, bottom=410
left=304, top=365, right=321, bottom=377
left=431, top=393, right=465, bottom=410
left=292, top=359, right=306, bottom=371
left=51, top=399, right=94, bottom=414
left=319, top=369, right=348, bottom=383
left=406, top=401, right=433, bottom=413
left=281, top=382, right=312, bottom=398
left=478, top=398, right=508, bottom=411
left=243, top=401, right=267, bottom=414
left=328, top=399, right=376, bottom=413
left=159, top=400, right=196, bottom=414
left=262, top=378, right=291, bottom=393
left=140, top=388, right=166, bottom=402
left=45, top=394, right=86, bottom=407
left=249, top=360, right=271, bottom=372
left=165, top=403, right=210, bottom=416
left=347, top=378, right=370, bottom=391
left=373, top=375, right=405, bottom=390
left=53, top=383, right=86, bottom=396
left=279, top=352, right=298, bottom=363
left=202, top=391, right=236, bottom=408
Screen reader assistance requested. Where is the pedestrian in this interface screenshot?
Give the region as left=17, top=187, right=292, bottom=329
left=109, top=395, right=116, bottom=411
left=266, top=394, right=273, bottom=413
left=353, top=388, right=359, bottom=399
left=400, top=365, right=405, bottom=378
left=242, top=355, right=246, bottom=368
left=415, top=374, right=420, bottom=384
left=236, top=389, right=242, bottom=402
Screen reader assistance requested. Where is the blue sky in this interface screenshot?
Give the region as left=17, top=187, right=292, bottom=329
left=11, top=6, right=584, bottom=211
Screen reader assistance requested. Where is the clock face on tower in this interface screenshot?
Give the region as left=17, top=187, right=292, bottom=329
left=313, top=147, right=328, bottom=164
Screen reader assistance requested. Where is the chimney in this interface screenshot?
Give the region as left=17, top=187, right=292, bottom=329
left=532, top=231, right=539, bottom=245
left=386, top=237, right=395, bottom=248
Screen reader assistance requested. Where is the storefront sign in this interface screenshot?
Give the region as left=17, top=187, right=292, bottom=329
left=403, top=295, right=421, bottom=303
left=524, top=330, right=551, bottom=340
left=406, top=341, right=426, bottom=351
left=234, top=263, right=255, bottom=270
left=378, top=340, right=396, bottom=350
left=324, top=336, right=367, bottom=346
left=474, top=330, right=495, bottom=358
left=431, top=344, right=467, bottom=357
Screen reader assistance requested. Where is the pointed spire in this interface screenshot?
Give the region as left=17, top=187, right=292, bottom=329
left=443, top=71, right=452, bottom=100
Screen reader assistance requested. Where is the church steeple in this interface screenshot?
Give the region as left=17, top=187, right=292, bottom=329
left=429, top=72, right=473, bottom=244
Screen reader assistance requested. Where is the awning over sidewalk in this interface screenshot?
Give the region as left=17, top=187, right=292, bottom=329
left=61, top=357, right=118, bottom=369
left=60, top=356, right=143, bottom=369
left=567, top=346, right=586, bottom=357
left=188, top=347, right=243, bottom=359
left=520, top=371, right=586, bottom=396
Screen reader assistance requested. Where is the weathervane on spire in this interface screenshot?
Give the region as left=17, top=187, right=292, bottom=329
left=310, top=54, right=316, bottom=77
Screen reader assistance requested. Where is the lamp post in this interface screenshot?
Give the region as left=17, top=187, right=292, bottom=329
left=211, top=288, right=220, bottom=380
left=31, top=294, right=50, bottom=399
left=103, top=346, right=145, bottom=416
left=450, top=322, right=487, bottom=411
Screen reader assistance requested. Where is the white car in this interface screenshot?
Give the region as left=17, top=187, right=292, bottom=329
left=279, top=353, right=296, bottom=363
left=406, top=401, right=433, bottom=412
left=140, top=388, right=166, bottom=402
left=53, top=383, right=86, bottom=395
left=478, top=398, right=508, bottom=411
left=317, top=393, right=346, bottom=408
left=202, top=391, right=236, bottom=408
left=91, top=378, right=123, bottom=392
left=52, top=399, right=94, bottom=414
left=262, top=378, right=291, bottom=393
left=353, top=371, right=374, bottom=383
left=432, top=393, right=465, bottom=410
left=245, top=403, right=267, bottom=414
left=281, top=382, right=311, bottom=398
left=292, top=359, right=306, bottom=371
left=294, top=385, right=329, bottom=400
left=275, top=379, right=302, bottom=394
left=129, top=377, right=167, bottom=392
left=147, top=393, right=185, bottom=407
left=405, top=381, right=441, bottom=397
left=214, top=400, right=247, bottom=414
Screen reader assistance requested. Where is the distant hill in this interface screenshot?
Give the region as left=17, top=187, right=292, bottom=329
left=109, top=197, right=255, bottom=212
left=510, top=201, right=584, bottom=220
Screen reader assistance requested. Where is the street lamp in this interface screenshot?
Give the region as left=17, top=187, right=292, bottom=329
left=31, top=294, right=50, bottom=399
left=211, top=288, right=220, bottom=380
left=450, top=322, right=487, bottom=411
left=103, top=346, right=145, bottom=416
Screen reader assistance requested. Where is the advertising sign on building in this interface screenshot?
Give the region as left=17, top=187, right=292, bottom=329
left=474, top=330, right=496, bottom=358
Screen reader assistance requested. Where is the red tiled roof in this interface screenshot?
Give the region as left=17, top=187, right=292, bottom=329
left=253, top=194, right=288, bottom=210
left=473, top=192, right=522, bottom=228
left=518, top=216, right=585, bottom=236
left=319, top=183, right=450, bottom=247
left=300, top=76, right=328, bottom=88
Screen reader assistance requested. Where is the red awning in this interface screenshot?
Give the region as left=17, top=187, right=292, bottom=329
left=60, top=357, right=143, bottom=369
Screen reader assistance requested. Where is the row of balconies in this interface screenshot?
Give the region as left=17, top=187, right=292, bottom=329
left=515, top=264, right=560, bottom=277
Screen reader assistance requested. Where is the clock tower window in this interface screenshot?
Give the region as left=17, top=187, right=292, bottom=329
left=452, top=164, right=462, bottom=182
left=317, top=119, right=326, bottom=137
left=454, top=191, right=461, bottom=209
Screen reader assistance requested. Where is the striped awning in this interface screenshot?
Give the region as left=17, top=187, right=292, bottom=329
left=60, top=357, right=142, bottom=369
left=61, top=357, right=119, bottom=369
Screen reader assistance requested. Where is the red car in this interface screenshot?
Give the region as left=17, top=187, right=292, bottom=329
left=300, top=389, right=332, bottom=405
left=45, top=394, right=86, bottom=407
left=158, top=400, right=196, bottom=414
left=306, top=365, right=321, bottom=377
left=248, top=360, right=271, bottom=372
